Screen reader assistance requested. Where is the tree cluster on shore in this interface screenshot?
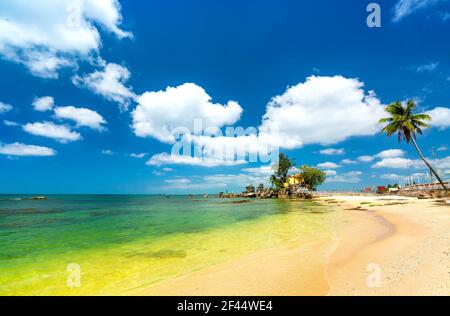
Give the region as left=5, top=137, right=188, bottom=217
left=219, top=154, right=326, bottom=199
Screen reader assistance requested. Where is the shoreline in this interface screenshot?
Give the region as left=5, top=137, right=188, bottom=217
left=138, top=195, right=450, bottom=296
left=323, top=195, right=449, bottom=295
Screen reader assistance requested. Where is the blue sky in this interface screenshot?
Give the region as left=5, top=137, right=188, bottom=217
left=0, top=0, right=449, bottom=194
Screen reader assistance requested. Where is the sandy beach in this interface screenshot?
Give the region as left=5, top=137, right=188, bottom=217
left=140, top=195, right=450, bottom=296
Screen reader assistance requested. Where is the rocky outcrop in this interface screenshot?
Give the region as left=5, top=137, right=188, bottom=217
left=219, top=184, right=314, bottom=199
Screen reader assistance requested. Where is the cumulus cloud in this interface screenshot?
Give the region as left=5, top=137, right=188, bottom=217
left=146, top=152, right=247, bottom=167
left=372, top=157, right=415, bottom=169
left=73, top=63, right=135, bottom=110
left=341, top=159, right=357, bottom=165
left=358, top=155, right=375, bottom=162
left=0, top=142, right=56, bottom=156
left=356, top=149, right=405, bottom=164
left=162, top=176, right=228, bottom=190
left=317, top=162, right=341, bottom=169
left=324, top=170, right=337, bottom=176
left=426, top=107, right=450, bottom=129
left=132, top=83, right=243, bottom=143
left=376, top=149, right=406, bottom=159
left=319, top=148, right=345, bottom=155
left=372, top=155, right=450, bottom=171
left=0, top=0, right=131, bottom=78
left=32, top=96, right=54, bottom=112
left=259, top=76, right=385, bottom=148
left=0, top=101, right=12, bottom=113
left=23, top=122, right=81, bottom=143
left=135, top=76, right=387, bottom=168
left=392, top=0, right=444, bottom=22
left=241, top=165, right=274, bottom=176
left=54, top=106, right=106, bottom=130
left=203, top=173, right=269, bottom=188
left=326, top=171, right=362, bottom=183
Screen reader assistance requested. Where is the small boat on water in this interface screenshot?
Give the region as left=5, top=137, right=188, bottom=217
left=31, top=196, right=48, bottom=200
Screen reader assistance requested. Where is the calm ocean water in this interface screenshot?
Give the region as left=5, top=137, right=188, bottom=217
left=0, top=195, right=340, bottom=295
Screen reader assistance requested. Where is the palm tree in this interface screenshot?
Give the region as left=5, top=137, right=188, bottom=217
left=379, top=100, right=447, bottom=192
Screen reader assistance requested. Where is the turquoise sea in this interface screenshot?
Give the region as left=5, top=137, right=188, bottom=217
left=0, top=195, right=340, bottom=295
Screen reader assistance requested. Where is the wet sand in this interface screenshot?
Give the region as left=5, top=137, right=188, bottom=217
left=139, top=195, right=450, bottom=296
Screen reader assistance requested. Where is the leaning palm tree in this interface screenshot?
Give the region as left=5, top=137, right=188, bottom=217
left=379, top=100, right=447, bottom=192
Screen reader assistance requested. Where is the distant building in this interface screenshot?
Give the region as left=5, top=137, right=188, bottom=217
left=377, top=186, right=386, bottom=193
left=364, top=187, right=372, bottom=193
left=283, top=174, right=304, bottom=188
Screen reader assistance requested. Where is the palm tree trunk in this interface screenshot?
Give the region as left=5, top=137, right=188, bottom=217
left=410, top=137, right=448, bottom=192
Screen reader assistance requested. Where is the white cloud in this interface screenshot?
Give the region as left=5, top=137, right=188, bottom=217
left=381, top=172, right=428, bottom=181
left=162, top=167, right=173, bottom=172
left=130, top=153, right=148, bottom=159
left=23, top=122, right=81, bottom=143
left=146, top=152, right=247, bottom=167
left=3, top=120, right=18, bottom=127
left=326, top=171, right=362, bottom=183
left=426, top=107, right=450, bottom=129
left=259, top=76, right=385, bottom=148
left=0, top=142, right=56, bottom=156
left=164, top=178, right=191, bottom=185
left=134, top=76, right=386, bottom=168
left=317, top=162, right=341, bottom=169
left=358, top=155, right=375, bottom=162
left=356, top=149, right=405, bottom=164
left=162, top=176, right=228, bottom=190
left=73, top=63, right=135, bottom=110
left=392, top=0, right=444, bottom=22
left=380, top=173, right=404, bottom=180
left=203, top=173, right=269, bottom=188
left=241, top=165, right=274, bottom=176
left=434, top=156, right=450, bottom=169
left=411, top=172, right=428, bottom=178
left=372, top=155, right=450, bottom=171
left=376, top=149, right=406, bottom=159
left=32, top=96, right=54, bottom=112
left=437, top=146, right=448, bottom=151
left=0, top=0, right=131, bottom=78
left=324, top=170, right=337, bottom=176
left=341, top=159, right=357, bottom=165
left=54, top=106, right=106, bottom=130
left=101, top=149, right=115, bottom=155
left=319, top=148, right=345, bottom=155
left=132, top=83, right=243, bottom=143
left=415, top=62, right=439, bottom=73
left=0, top=101, right=12, bottom=113
left=372, top=157, right=415, bottom=169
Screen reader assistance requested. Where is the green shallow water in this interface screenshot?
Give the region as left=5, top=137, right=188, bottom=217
left=0, top=195, right=341, bottom=295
